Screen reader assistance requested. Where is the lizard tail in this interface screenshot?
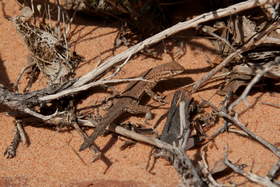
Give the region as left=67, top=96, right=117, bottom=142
left=79, top=128, right=105, bottom=151
left=79, top=140, right=91, bottom=152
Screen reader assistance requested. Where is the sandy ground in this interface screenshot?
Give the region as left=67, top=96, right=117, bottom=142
left=0, top=1, right=280, bottom=186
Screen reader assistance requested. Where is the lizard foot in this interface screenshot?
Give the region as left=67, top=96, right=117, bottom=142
left=4, top=145, right=16, bottom=159
left=92, top=152, right=102, bottom=162
left=79, top=141, right=91, bottom=152
left=4, top=125, right=21, bottom=159
left=153, top=94, right=166, bottom=104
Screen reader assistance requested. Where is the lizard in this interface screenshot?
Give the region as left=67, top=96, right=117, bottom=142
left=79, top=62, right=185, bottom=151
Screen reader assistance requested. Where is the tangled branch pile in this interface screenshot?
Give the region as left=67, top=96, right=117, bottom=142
left=1, top=0, right=280, bottom=186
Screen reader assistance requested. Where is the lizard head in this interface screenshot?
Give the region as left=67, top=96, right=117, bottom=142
left=153, top=62, right=185, bottom=81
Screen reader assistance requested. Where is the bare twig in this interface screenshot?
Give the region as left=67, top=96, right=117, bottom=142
left=267, top=160, right=280, bottom=180
left=39, top=77, right=149, bottom=101
left=224, top=150, right=279, bottom=186
left=172, top=146, right=205, bottom=187
left=200, top=147, right=230, bottom=187
left=24, top=108, right=58, bottom=121
left=112, top=125, right=175, bottom=150
left=262, top=102, right=280, bottom=108
left=14, top=61, right=35, bottom=92
left=218, top=111, right=280, bottom=158
left=103, top=52, right=133, bottom=80
left=192, top=19, right=280, bottom=93
left=73, top=0, right=280, bottom=88
left=183, top=72, right=229, bottom=90
left=178, top=100, right=189, bottom=150
left=73, top=116, right=180, bottom=152
left=201, top=25, right=237, bottom=54
left=228, top=62, right=274, bottom=111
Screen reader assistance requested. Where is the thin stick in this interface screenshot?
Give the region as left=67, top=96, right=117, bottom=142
left=24, top=108, right=58, bottom=121
left=192, top=19, right=280, bottom=93
left=76, top=118, right=174, bottom=151
left=218, top=111, right=280, bottom=158
left=224, top=150, right=279, bottom=186
left=262, top=102, right=280, bottom=108
left=14, top=62, right=35, bottom=92
left=73, top=0, right=279, bottom=88
left=228, top=63, right=273, bottom=111
left=201, top=25, right=237, bottom=54
left=178, top=101, right=190, bottom=150
left=267, top=160, right=280, bottom=180
left=39, top=77, right=149, bottom=101
left=200, top=147, right=229, bottom=187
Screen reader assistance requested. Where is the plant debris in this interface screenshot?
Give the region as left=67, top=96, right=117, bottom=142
left=1, top=0, right=280, bottom=186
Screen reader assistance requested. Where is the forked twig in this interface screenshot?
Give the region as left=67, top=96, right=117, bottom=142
left=218, top=111, right=280, bottom=158
left=228, top=57, right=280, bottom=111
left=192, top=19, right=280, bottom=93
left=224, top=149, right=279, bottom=186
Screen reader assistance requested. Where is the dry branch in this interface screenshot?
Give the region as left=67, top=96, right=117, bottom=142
left=1, top=1, right=280, bottom=186
left=28, top=0, right=280, bottom=104
left=224, top=150, right=279, bottom=186
left=39, top=77, right=149, bottom=101
left=228, top=58, right=279, bottom=111
left=192, top=18, right=280, bottom=93
left=218, top=111, right=280, bottom=158
left=72, top=0, right=280, bottom=88
left=30, top=0, right=279, bottom=104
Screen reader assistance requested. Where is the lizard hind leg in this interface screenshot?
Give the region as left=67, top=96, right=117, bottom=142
left=144, top=88, right=166, bottom=104
left=125, top=104, right=151, bottom=116
left=4, top=120, right=28, bottom=159
left=125, top=104, right=153, bottom=126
